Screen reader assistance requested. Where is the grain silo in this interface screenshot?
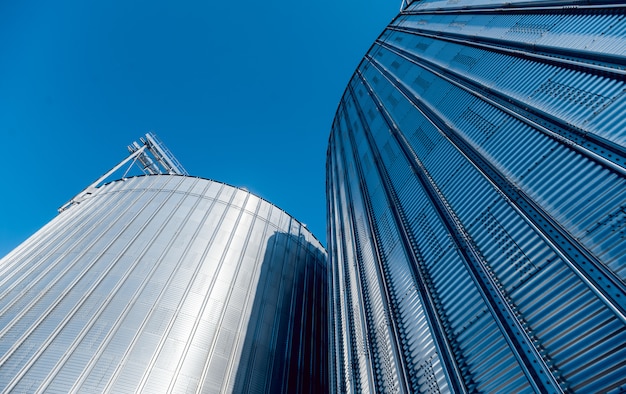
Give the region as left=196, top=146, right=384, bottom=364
left=0, top=134, right=327, bottom=393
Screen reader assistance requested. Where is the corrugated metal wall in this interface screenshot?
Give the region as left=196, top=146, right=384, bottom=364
left=328, top=1, right=626, bottom=392
left=0, top=175, right=327, bottom=393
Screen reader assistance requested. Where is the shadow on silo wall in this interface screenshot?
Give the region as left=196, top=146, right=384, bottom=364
left=232, top=231, right=328, bottom=393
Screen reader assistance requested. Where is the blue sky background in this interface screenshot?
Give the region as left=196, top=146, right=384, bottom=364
left=0, top=0, right=399, bottom=256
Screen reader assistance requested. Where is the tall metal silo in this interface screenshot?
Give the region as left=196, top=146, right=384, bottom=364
left=327, top=1, right=626, bottom=392
left=0, top=134, right=328, bottom=393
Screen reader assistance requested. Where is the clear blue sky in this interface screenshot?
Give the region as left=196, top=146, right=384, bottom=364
left=0, top=0, right=399, bottom=256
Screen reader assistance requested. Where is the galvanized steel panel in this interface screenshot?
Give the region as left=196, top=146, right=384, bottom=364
left=329, top=1, right=626, bottom=392
left=0, top=175, right=327, bottom=393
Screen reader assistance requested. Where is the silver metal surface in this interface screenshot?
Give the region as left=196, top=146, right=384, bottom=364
left=328, top=1, right=626, bottom=392
left=0, top=175, right=327, bottom=393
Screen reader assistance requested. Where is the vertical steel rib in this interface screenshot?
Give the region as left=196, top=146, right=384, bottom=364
left=332, top=135, right=381, bottom=392
left=376, top=33, right=626, bottom=175
left=38, top=177, right=207, bottom=393
left=0, top=178, right=141, bottom=313
left=142, top=185, right=247, bottom=394
left=327, top=178, right=348, bottom=393
left=328, top=140, right=359, bottom=393
left=385, top=23, right=626, bottom=76
left=335, top=112, right=411, bottom=393
left=170, top=187, right=253, bottom=393
left=366, top=55, right=626, bottom=323
left=3, top=176, right=189, bottom=393
left=356, top=69, right=564, bottom=393
left=0, top=176, right=167, bottom=372
left=347, top=83, right=469, bottom=393
left=71, top=180, right=224, bottom=393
